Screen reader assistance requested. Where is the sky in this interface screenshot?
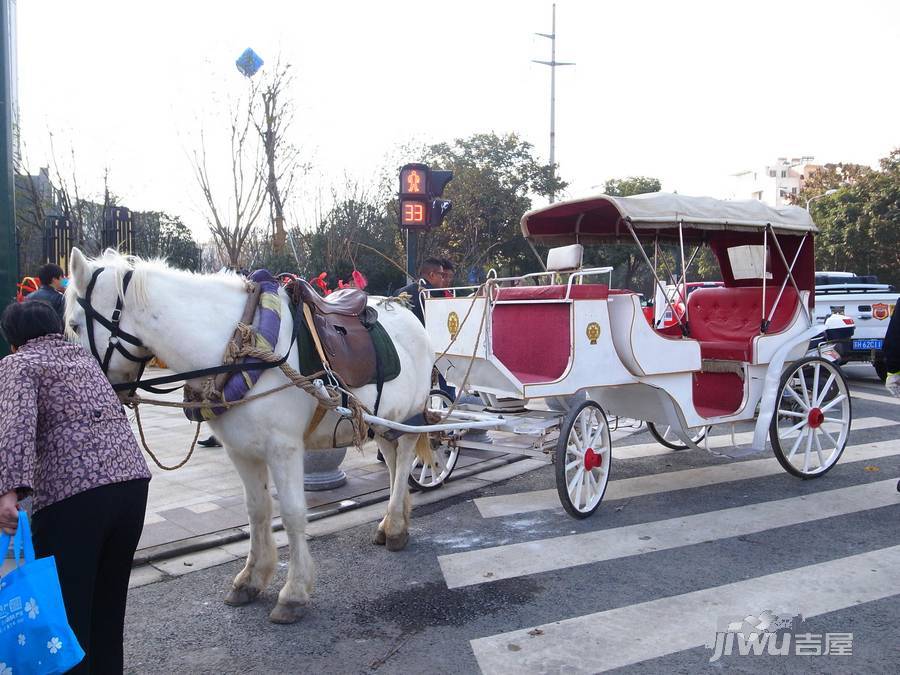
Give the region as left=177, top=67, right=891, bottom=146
left=13, top=0, right=900, bottom=239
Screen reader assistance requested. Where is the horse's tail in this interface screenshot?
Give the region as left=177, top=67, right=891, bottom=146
left=414, top=433, right=431, bottom=464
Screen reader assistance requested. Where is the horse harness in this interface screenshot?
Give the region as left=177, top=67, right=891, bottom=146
left=75, top=268, right=387, bottom=416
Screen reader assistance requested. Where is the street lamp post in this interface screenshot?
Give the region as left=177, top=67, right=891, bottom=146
left=806, top=189, right=839, bottom=213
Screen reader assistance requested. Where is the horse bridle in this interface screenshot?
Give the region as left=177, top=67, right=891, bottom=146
left=75, top=266, right=294, bottom=395
left=76, top=267, right=154, bottom=389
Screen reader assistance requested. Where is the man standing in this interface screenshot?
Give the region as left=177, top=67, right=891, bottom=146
left=883, top=302, right=900, bottom=491
left=398, top=257, right=448, bottom=325
left=25, top=263, right=66, bottom=322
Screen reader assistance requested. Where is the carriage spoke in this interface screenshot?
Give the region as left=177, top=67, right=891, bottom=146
left=573, top=472, right=585, bottom=509
left=813, top=431, right=826, bottom=468
left=814, top=373, right=836, bottom=407
left=811, top=363, right=820, bottom=408
left=567, top=467, right=584, bottom=495
left=820, top=394, right=847, bottom=413
left=567, top=440, right=584, bottom=457
left=785, top=418, right=810, bottom=436
left=786, top=385, right=809, bottom=411
left=822, top=417, right=849, bottom=427
left=798, top=369, right=812, bottom=407
left=820, top=427, right=839, bottom=448
left=777, top=409, right=807, bottom=419
left=419, top=463, right=429, bottom=482
left=787, top=428, right=806, bottom=460
left=802, top=430, right=813, bottom=473
left=565, top=458, right=581, bottom=471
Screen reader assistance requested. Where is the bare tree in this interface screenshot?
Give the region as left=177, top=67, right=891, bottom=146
left=251, top=60, right=306, bottom=254
left=191, top=104, right=267, bottom=267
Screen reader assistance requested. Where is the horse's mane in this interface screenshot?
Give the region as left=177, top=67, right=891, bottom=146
left=65, top=249, right=245, bottom=333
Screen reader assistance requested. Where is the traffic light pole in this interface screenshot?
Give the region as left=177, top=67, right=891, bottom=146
left=406, top=230, right=417, bottom=283
left=0, top=0, right=17, bottom=356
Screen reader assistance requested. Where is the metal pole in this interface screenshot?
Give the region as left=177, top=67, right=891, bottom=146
left=406, top=229, right=418, bottom=284
left=0, top=0, right=17, bottom=357
left=533, top=3, right=574, bottom=204
left=549, top=3, right=556, bottom=186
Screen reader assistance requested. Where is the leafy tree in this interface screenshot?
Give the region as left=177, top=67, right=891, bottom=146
left=404, top=132, right=566, bottom=282
left=587, top=176, right=663, bottom=291
left=133, top=211, right=201, bottom=271
left=805, top=150, right=900, bottom=286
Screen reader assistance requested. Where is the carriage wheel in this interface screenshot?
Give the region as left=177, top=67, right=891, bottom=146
left=647, top=422, right=709, bottom=450
left=770, top=357, right=851, bottom=478
left=408, top=390, right=460, bottom=491
left=555, top=400, right=612, bottom=519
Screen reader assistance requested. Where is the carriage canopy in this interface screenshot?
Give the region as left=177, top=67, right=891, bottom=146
left=520, top=192, right=817, bottom=245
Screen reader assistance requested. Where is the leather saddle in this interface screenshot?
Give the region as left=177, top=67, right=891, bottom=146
left=290, top=279, right=377, bottom=388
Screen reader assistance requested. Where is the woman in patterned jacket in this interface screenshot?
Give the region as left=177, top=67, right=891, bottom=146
left=0, top=300, right=151, bottom=674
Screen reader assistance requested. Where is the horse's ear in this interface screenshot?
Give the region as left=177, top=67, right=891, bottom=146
left=69, top=247, right=92, bottom=290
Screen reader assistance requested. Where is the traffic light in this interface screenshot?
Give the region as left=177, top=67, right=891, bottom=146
left=398, top=163, right=453, bottom=230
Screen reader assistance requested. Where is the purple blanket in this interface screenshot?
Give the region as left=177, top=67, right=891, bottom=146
left=185, top=270, right=283, bottom=421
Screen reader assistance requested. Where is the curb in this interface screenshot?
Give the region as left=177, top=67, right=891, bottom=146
left=133, top=453, right=533, bottom=568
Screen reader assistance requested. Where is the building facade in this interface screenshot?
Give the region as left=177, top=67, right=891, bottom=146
left=731, top=157, right=821, bottom=206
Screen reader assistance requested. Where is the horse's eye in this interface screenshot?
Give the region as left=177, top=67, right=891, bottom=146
left=68, top=322, right=80, bottom=335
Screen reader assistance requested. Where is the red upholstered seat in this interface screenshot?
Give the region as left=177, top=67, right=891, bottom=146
left=491, top=302, right=572, bottom=384
left=495, top=284, right=609, bottom=301
left=687, top=286, right=800, bottom=361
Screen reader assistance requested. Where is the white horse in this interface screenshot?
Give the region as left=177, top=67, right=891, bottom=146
left=64, top=248, right=434, bottom=624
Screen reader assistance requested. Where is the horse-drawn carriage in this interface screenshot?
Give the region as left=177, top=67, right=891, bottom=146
left=411, top=192, right=852, bottom=517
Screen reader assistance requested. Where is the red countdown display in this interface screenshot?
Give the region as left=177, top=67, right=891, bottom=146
left=400, top=200, right=428, bottom=227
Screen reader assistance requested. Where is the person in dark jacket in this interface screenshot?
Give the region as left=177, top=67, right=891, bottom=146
left=884, top=300, right=900, bottom=397
left=883, top=300, right=900, bottom=491
left=398, top=257, right=448, bottom=325
left=0, top=300, right=151, bottom=674
left=24, top=263, right=66, bottom=321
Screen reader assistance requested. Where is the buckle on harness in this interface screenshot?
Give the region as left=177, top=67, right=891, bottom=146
left=111, top=308, right=122, bottom=323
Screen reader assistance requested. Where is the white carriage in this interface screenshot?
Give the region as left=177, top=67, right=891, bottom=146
left=416, top=193, right=852, bottom=518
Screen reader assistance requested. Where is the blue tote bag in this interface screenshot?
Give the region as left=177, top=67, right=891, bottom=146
left=0, top=511, right=84, bottom=674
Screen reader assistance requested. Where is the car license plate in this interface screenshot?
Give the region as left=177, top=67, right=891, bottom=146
left=852, top=339, right=883, bottom=351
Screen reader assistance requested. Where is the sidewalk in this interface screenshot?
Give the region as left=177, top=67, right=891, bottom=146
left=130, top=371, right=528, bottom=563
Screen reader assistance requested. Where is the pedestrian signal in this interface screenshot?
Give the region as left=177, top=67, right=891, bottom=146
left=398, top=163, right=453, bottom=230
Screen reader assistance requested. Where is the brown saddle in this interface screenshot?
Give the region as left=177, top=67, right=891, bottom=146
left=290, top=279, right=377, bottom=388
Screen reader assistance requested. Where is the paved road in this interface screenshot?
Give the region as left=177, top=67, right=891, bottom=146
left=125, top=367, right=900, bottom=674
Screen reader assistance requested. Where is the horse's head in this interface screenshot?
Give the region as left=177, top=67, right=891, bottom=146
left=66, top=247, right=154, bottom=388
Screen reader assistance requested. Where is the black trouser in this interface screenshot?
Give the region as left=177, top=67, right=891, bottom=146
left=31, top=479, right=149, bottom=675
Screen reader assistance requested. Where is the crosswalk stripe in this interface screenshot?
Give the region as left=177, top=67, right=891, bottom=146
left=441, top=478, right=899, bottom=589
left=470, top=543, right=900, bottom=674
left=851, top=389, right=899, bottom=405
left=474, top=416, right=896, bottom=519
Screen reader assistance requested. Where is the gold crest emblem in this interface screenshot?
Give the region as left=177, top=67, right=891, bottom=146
left=448, top=311, right=460, bottom=339
left=586, top=322, right=601, bottom=345
left=872, top=302, right=892, bottom=320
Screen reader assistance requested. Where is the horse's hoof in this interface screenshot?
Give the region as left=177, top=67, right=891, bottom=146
left=224, top=586, right=261, bottom=606
left=269, top=601, right=306, bottom=624
left=385, top=531, right=409, bottom=552
left=373, top=529, right=386, bottom=546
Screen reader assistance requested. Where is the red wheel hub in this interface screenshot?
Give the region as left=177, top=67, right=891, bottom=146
left=807, top=407, right=825, bottom=429
left=584, top=447, right=603, bottom=471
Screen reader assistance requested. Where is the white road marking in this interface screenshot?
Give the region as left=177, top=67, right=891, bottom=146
left=474, top=416, right=896, bottom=518
left=470, top=544, right=900, bottom=674
left=851, top=389, right=899, bottom=405
left=441, top=478, right=900, bottom=589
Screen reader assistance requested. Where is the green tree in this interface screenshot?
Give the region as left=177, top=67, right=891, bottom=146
left=133, top=211, right=201, bottom=271
left=806, top=150, right=900, bottom=286
left=406, top=132, right=566, bottom=282
left=589, top=176, right=663, bottom=291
